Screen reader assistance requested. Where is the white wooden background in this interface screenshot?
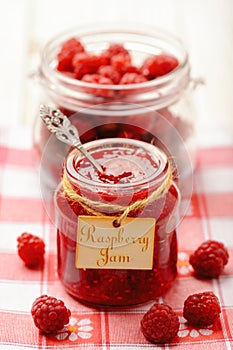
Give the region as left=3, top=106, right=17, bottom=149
left=0, top=0, right=233, bottom=146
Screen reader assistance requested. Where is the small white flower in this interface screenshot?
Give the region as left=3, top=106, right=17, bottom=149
left=177, top=252, right=193, bottom=275
left=56, top=331, right=69, bottom=340
left=56, top=317, right=93, bottom=341
left=177, top=317, right=213, bottom=338
left=189, top=329, right=200, bottom=338
left=199, top=328, right=213, bottom=336
left=69, top=332, right=78, bottom=341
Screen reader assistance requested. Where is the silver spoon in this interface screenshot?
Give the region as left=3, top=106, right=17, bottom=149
left=39, top=105, right=103, bottom=173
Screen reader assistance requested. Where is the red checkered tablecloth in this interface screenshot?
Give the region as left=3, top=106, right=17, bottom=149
left=0, top=128, right=233, bottom=349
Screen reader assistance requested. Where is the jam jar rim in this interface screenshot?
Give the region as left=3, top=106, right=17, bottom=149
left=65, top=137, right=169, bottom=191
left=40, top=24, right=190, bottom=92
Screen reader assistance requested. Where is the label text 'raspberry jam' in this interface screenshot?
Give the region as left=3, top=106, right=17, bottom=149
left=76, top=216, right=155, bottom=269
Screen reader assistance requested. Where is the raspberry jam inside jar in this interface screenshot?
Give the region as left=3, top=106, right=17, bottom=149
left=55, top=138, right=180, bottom=307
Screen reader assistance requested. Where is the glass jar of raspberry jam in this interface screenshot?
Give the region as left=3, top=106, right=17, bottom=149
left=55, top=138, right=180, bottom=307
left=34, top=25, right=198, bottom=192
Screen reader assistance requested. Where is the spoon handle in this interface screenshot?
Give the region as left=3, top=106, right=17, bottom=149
left=40, top=105, right=103, bottom=173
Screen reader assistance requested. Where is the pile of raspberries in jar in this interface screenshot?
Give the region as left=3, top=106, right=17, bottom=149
left=53, top=37, right=195, bottom=152
left=56, top=37, right=179, bottom=94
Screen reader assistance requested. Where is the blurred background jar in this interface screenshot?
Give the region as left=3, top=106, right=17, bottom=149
left=34, top=24, right=201, bottom=198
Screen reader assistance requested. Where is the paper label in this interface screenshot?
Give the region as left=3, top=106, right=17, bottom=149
left=76, top=216, right=155, bottom=270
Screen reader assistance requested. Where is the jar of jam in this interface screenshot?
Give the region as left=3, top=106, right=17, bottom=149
left=55, top=138, right=180, bottom=307
left=34, top=25, right=199, bottom=192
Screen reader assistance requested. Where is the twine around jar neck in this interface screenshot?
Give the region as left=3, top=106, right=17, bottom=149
left=62, top=166, right=173, bottom=226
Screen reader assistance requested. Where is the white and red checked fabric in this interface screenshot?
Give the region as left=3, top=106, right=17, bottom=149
left=0, top=128, right=233, bottom=349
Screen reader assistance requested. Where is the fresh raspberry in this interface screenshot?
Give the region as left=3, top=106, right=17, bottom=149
left=81, top=73, right=113, bottom=84
left=189, top=240, right=229, bottom=278
left=31, top=295, right=71, bottom=334
left=57, top=38, right=85, bottom=72
left=119, top=72, right=147, bottom=84
left=110, top=53, right=131, bottom=73
left=72, top=53, right=108, bottom=79
left=183, top=291, right=221, bottom=326
left=62, top=71, right=77, bottom=79
left=141, top=303, right=179, bottom=343
left=124, top=65, right=141, bottom=74
left=17, top=232, right=45, bottom=267
left=141, top=54, right=179, bottom=79
left=81, top=74, right=114, bottom=97
left=61, top=37, right=84, bottom=52
left=97, top=65, right=121, bottom=84
left=103, top=43, right=129, bottom=58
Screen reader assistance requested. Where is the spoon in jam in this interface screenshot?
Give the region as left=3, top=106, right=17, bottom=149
left=39, top=105, right=104, bottom=174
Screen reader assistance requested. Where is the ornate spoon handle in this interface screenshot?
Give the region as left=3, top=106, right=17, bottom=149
left=39, top=105, right=103, bottom=173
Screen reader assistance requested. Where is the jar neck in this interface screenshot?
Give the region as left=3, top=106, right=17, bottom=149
left=39, top=26, right=191, bottom=114
left=64, top=138, right=170, bottom=211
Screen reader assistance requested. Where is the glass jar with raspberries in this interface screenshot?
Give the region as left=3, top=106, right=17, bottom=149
left=55, top=138, right=180, bottom=306
left=35, top=25, right=197, bottom=197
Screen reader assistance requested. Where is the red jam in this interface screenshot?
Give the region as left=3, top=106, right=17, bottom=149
left=98, top=170, right=133, bottom=184
left=55, top=139, right=180, bottom=307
